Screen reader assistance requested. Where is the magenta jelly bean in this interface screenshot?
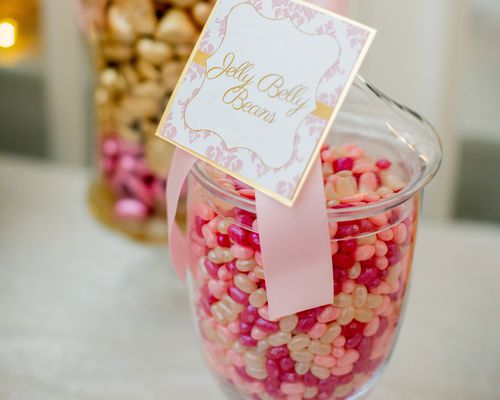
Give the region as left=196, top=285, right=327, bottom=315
left=256, top=318, right=280, bottom=333
left=248, top=232, right=261, bottom=251
left=228, top=286, right=250, bottom=304
left=241, top=305, right=259, bottom=324
left=281, top=372, right=300, bottom=383
left=296, top=316, right=316, bottom=333
left=240, top=335, right=258, bottom=347
left=204, top=259, right=220, bottom=280
left=217, top=233, right=231, bottom=248
left=186, top=133, right=440, bottom=399
left=228, top=224, right=249, bottom=246
left=345, top=333, right=362, bottom=349
left=279, top=357, right=295, bottom=372
left=239, top=321, right=253, bottom=333
left=267, top=345, right=289, bottom=360
left=303, top=372, right=319, bottom=387
left=333, top=157, right=354, bottom=173
left=356, top=267, right=379, bottom=285
left=226, top=260, right=239, bottom=274
left=332, top=253, right=355, bottom=270
left=266, top=359, right=281, bottom=379
left=376, top=159, right=392, bottom=169
left=339, top=239, right=357, bottom=254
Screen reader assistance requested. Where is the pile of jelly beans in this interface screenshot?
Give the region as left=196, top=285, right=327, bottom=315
left=189, top=143, right=417, bottom=400
left=99, top=134, right=167, bottom=221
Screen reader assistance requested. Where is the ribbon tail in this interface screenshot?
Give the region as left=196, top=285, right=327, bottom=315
left=166, top=148, right=197, bottom=281
left=255, top=157, right=333, bottom=320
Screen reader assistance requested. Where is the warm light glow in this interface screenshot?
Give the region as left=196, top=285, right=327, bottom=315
left=0, top=19, right=17, bottom=49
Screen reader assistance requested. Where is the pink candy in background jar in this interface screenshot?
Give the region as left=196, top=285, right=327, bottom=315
left=183, top=77, right=442, bottom=399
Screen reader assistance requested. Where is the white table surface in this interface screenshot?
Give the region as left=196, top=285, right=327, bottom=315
left=1, top=155, right=499, bottom=400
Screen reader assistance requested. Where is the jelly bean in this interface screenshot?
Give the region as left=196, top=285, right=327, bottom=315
left=317, top=306, right=341, bottom=324
left=279, top=314, right=298, bottom=333
left=267, top=345, right=289, bottom=360
left=320, top=323, right=341, bottom=344
left=281, top=383, right=305, bottom=395
left=294, top=361, right=311, bottom=376
left=114, top=198, right=149, bottom=219
left=234, top=274, right=258, bottom=294
left=268, top=331, right=292, bottom=347
left=309, top=323, right=328, bottom=339
left=332, top=253, right=355, bottom=269
left=249, top=289, right=268, bottom=308
left=228, top=286, right=250, bottom=305
left=308, top=340, right=331, bottom=356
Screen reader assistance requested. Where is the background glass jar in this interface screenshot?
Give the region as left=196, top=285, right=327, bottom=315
left=184, top=77, right=442, bottom=399
left=83, top=0, right=214, bottom=243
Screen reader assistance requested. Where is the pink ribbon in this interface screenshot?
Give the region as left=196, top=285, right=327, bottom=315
left=165, top=0, right=348, bottom=319
left=255, top=159, right=333, bottom=319
left=166, top=149, right=197, bottom=281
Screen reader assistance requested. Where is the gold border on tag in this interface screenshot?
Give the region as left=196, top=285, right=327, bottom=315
left=155, top=0, right=376, bottom=207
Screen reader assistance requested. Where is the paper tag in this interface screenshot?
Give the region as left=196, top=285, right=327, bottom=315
left=157, top=0, right=375, bottom=206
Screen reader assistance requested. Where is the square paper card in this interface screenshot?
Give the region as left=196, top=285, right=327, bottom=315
left=157, top=0, right=375, bottom=206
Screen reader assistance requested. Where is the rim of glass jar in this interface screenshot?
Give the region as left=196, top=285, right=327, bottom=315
left=190, top=75, right=443, bottom=222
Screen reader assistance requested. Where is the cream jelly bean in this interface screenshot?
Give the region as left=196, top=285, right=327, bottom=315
left=187, top=142, right=429, bottom=399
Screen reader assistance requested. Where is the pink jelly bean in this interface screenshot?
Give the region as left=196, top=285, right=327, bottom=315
left=333, top=335, right=346, bottom=347
left=309, top=322, right=328, bottom=339
left=374, top=240, right=388, bottom=256
left=114, top=198, right=148, bottom=220
left=266, top=359, right=280, bottom=379
left=375, top=256, right=389, bottom=270
left=101, top=136, right=119, bottom=157
left=314, top=355, right=337, bottom=368
left=227, top=321, right=240, bottom=334
left=354, top=245, right=376, bottom=262
left=331, top=364, right=353, bottom=376
left=337, top=349, right=360, bottom=367
left=359, top=172, right=378, bottom=192
left=363, top=316, right=380, bottom=337
left=196, top=203, right=215, bottom=220
left=317, top=306, right=341, bottom=323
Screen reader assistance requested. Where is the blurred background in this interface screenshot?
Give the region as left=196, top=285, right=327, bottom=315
left=0, top=0, right=499, bottom=223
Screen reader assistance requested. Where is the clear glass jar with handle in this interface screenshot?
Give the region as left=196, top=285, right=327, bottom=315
left=184, top=76, right=442, bottom=399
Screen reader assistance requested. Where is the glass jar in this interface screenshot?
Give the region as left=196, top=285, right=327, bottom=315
left=185, top=76, right=442, bottom=399
left=82, top=0, right=214, bottom=243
